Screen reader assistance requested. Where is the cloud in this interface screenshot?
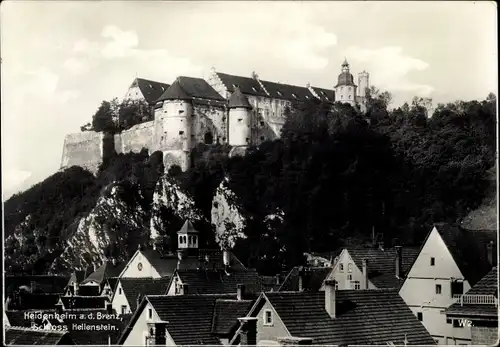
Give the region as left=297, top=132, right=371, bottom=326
left=344, top=46, right=434, bottom=96
left=101, top=25, right=139, bottom=59
left=63, top=57, right=89, bottom=75
left=2, top=168, right=32, bottom=196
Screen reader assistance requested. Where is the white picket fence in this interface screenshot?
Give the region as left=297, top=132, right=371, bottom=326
left=452, top=294, right=498, bottom=306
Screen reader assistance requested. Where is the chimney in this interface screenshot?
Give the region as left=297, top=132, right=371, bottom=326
left=237, top=317, right=258, bottom=346
left=275, top=274, right=280, bottom=285
left=324, top=279, right=336, bottom=318
left=378, top=241, right=384, bottom=251
left=487, top=241, right=494, bottom=266
left=180, top=283, right=188, bottom=295
left=73, top=281, right=78, bottom=295
left=237, top=284, right=246, bottom=300
left=136, top=293, right=142, bottom=310
left=298, top=267, right=304, bottom=292
left=362, top=259, right=369, bottom=289
left=112, top=258, right=117, bottom=266
left=277, top=337, right=314, bottom=345
left=395, top=246, right=403, bottom=278
left=223, top=250, right=231, bottom=266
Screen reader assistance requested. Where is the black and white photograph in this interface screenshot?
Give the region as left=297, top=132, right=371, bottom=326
left=1, top=0, right=498, bottom=346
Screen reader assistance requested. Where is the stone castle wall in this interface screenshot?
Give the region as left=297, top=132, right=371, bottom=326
left=116, top=121, right=155, bottom=154
left=61, top=131, right=104, bottom=174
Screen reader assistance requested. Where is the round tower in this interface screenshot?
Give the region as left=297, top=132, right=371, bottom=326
left=228, top=87, right=252, bottom=150
left=358, top=70, right=370, bottom=98
left=154, top=78, right=193, bottom=171
left=334, top=58, right=357, bottom=106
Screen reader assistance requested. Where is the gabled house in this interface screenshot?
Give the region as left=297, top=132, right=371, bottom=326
left=111, top=277, right=171, bottom=316
left=4, top=326, right=75, bottom=345
left=278, top=267, right=331, bottom=292
left=235, top=280, right=435, bottom=346
left=445, top=266, right=498, bottom=345
left=399, top=223, right=497, bottom=345
left=79, top=259, right=125, bottom=295
left=166, top=268, right=262, bottom=295
left=117, top=285, right=255, bottom=346
left=124, top=77, right=171, bottom=105
left=119, top=220, right=246, bottom=279
left=324, top=244, right=419, bottom=291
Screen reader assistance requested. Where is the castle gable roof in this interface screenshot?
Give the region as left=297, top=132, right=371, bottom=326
left=228, top=87, right=252, bottom=109
left=132, top=77, right=170, bottom=104
left=157, top=79, right=192, bottom=101
left=216, top=72, right=268, bottom=97
left=311, top=86, right=335, bottom=102
left=259, top=79, right=315, bottom=102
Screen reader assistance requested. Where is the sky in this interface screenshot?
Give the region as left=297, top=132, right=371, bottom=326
left=1, top=1, right=497, bottom=199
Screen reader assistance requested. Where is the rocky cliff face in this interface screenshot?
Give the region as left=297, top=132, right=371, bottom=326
left=150, top=174, right=207, bottom=241
left=211, top=177, right=247, bottom=250
left=51, top=182, right=148, bottom=272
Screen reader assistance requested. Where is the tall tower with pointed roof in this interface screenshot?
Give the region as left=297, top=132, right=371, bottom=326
left=228, top=87, right=252, bottom=150
left=334, top=59, right=357, bottom=106
left=154, top=78, right=193, bottom=171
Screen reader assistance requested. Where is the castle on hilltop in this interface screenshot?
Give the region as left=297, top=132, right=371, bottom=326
left=61, top=60, right=370, bottom=173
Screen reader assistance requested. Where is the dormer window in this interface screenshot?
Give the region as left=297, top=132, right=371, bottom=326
left=161, top=86, right=165, bottom=91
left=305, top=95, right=309, bottom=99
left=277, top=91, right=282, bottom=96
left=149, top=84, right=152, bottom=88
left=232, top=84, right=239, bottom=89
left=252, top=87, right=258, bottom=92
left=292, top=93, right=298, bottom=99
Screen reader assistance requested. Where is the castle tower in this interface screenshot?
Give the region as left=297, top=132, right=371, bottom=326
left=177, top=220, right=199, bottom=259
left=334, top=58, right=357, bottom=106
left=154, top=79, right=193, bottom=172
left=228, top=87, right=252, bottom=152
left=358, top=71, right=370, bottom=99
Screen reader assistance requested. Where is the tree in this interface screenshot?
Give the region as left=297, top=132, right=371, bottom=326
left=92, top=99, right=119, bottom=133
left=118, top=100, right=152, bottom=131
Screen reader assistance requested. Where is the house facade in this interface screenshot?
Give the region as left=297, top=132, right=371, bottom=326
left=399, top=224, right=497, bottom=345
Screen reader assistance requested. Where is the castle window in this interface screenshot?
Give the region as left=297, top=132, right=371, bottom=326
left=179, top=110, right=184, bottom=114
left=204, top=132, right=213, bottom=145
left=349, top=95, right=352, bottom=99
left=222, top=137, right=226, bottom=142
left=260, top=121, right=264, bottom=127
left=179, top=131, right=184, bottom=135
left=238, top=118, right=242, bottom=122
left=260, top=136, right=265, bottom=141
left=246, top=138, right=250, bottom=143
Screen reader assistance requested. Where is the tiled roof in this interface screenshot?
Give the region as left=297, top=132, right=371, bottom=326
left=78, top=285, right=101, bottom=296
left=445, top=267, right=498, bottom=319
left=434, top=223, right=497, bottom=286
left=347, top=246, right=420, bottom=289
left=259, top=79, right=315, bottom=102
left=228, top=87, right=252, bottom=109
left=140, top=248, right=246, bottom=278
left=4, top=327, right=74, bottom=345
left=8, top=293, right=61, bottom=310
left=133, top=77, right=170, bottom=104
left=211, top=299, right=254, bottom=335
left=59, top=296, right=108, bottom=310
left=261, top=290, right=436, bottom=345
left=216, top=72, right=269, bottom=97
left=158, top=77, right=225, bottom=102
left=176, top=268, right=262, bottom=294
left=82, top=260, right=125, bottom=285
left=335, top=71, right=356, bottom=87
left=64, top=316, right=128, bottom=345
left=261, top=275, right=283, bottom=292
left=311, top=87, right=335, bottom=103
left=106, top=277, right=119, bottom=293
left=5, top=310, right=62, bottom=328
left=5, top=275, right=68, bottom=296
left=178, top=219, right=199, bottom=234
left=278, top=267, right=331, bottom=292
left=119, top=294, right=247, bottom=345
left=118, top=277, right=171, bottom=312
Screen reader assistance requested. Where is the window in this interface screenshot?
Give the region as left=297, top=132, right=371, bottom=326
left=348, top=263, right=353, bottom=273
left=188, top=236, right=192, bottom=244
left=260, top=136, right=265, bottom=141
left=339, top=264, right=344, bottom=272
left=179, top=131, right=184, bottom=135
left=119, top=288, right=122, bottom=295
left=148, top=308, right=153, bottom=320
left=292, top=93, right=298, bottom=99
left=277, top=91, right=282, bottom=96
left=451, top=281, right=464, bottom=296
left=252, top=87, right=258, bottom=92
left=430, top=257, right=435, bottom=266
left=436, top=284, right=442, bottom=294
left=121, top=305, right=127, bottom=315
left=238, top=118, right=242, bottom=122
left=334, top=281, right=339, bottom=290
left=193, top=235, right=197, bottom=244
left=347, top=274, right=352, bottom=281
left=353, top=281, right=360, bottom=290
left=417, top=312, right=423, bottom=321
left=260, top=121, right=265, bottom=127
left=263, top=309, right=273, bottom=326
left=246, top=138, right=250, bottom=143
left=204, top=132, right=213, bottom=145
left=349, top=95, right=352, bottom=99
